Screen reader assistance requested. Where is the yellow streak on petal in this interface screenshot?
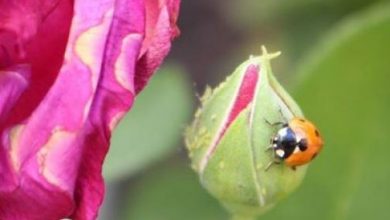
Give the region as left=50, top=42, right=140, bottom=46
left=74, top=9, right=113, bottom=122
left=9, top=125, right=24, bottom=171
left=75, top=9, right=113, bottom=87
left=37, top=128, right=75, bottom=190
left=109, top=111, right=126, bottom=131
left=82, top=97, right=93, bottom=123
left=114, top=34, right=142, bottom=93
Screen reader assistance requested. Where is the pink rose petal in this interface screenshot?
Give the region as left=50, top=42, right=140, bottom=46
left=0, top=0, right=181, bottom=219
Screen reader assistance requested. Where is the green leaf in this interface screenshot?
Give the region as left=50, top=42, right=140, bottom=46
left=103, top=65, right=193, bottom=181
left=261, top=2, right=390, bottom=220
left=124, top=161, right=228, bottom=220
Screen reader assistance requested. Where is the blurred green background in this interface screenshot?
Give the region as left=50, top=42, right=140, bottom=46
left=100, top=1, right=390, bottom=219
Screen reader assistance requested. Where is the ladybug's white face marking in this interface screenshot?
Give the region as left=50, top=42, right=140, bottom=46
left=276, top=149, right=285, bottom=157
left=272, top=126, right=299, bottom=160
left=278, top=127, right=289, bottom=137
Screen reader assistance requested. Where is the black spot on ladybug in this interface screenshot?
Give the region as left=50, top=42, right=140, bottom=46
left=298, top=139, right=308, bottom=151
left=315, top=129, right=320, bottom=137
left=311, top=153, right=318, bottom=160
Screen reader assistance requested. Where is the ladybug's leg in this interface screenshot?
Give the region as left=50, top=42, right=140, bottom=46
left=266, top=137, right=278, bottom=152
left=266, top=137, right=275, bottom=149
left=264, top=108, right=288, bottom=127
left=265, top=160, right=281, bottom=171
left=264, top=118, right=284, bottom=127
left=276, top=106, right=290, bottom=124
left=265, top=146, right=277, bottom=164
left=278, top=108, right=283, bottom=117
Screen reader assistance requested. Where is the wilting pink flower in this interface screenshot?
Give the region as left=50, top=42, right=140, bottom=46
left=0, top=0, right=180, bottom=219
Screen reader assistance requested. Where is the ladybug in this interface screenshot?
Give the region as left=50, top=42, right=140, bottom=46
left=265, top=117, right=324, bottom=170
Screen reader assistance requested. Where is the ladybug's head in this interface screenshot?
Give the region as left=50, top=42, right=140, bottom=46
left=272, top=126, right=302, bottom=160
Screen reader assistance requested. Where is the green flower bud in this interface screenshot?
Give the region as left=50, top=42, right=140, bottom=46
left=185, top=47, right=307, bottom=219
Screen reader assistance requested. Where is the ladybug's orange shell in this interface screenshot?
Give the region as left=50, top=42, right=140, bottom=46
left=284, top=117, right=324, bottom=167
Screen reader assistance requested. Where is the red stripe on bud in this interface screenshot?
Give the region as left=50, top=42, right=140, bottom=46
left=216, top=64, right=260, bottom=146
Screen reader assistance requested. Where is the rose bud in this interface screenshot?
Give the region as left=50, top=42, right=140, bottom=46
left=185, top=47, right=320, bottom=220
